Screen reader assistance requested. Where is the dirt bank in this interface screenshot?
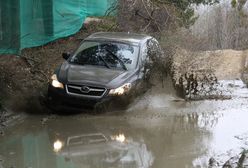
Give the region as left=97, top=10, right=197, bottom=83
left=172, top=48, right=248, bottom=81
left=170, top=48, right=248, bottom=99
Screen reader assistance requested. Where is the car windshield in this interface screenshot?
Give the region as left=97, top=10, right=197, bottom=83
left=70, top=41, right=139, bottom=70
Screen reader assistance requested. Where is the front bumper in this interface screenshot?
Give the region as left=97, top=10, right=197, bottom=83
left=47, top=85, right=126, bottom=111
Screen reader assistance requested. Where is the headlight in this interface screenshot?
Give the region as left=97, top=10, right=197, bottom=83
left=53, top=140, right=63, bottom=152
left=51, top=74, right=64, bottom=89
left=109, top=83, right=131, bottom=96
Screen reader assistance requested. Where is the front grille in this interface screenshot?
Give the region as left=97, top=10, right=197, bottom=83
left=66, top=84, right=106, bottom=98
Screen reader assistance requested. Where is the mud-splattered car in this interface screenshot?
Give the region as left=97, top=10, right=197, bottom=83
left=47, top=32, right=162, bottom=110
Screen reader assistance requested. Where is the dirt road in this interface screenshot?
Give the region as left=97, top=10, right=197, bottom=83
left=1, top=79, right=248, bottom=168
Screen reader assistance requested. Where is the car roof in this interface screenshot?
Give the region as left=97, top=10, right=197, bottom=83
left=85, top=32, right=152, bottom=45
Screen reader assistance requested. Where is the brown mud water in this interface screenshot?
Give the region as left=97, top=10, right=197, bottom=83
left=0, top=78, right=248, bottom=168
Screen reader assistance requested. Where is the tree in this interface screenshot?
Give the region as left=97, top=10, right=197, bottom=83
left=155, top=0, right=220, bottom=27
left=116, top=0, right=219, bottom=34
left=190, top=0, right=248, bottom=50
left=231, top=0, right=247, bottom=10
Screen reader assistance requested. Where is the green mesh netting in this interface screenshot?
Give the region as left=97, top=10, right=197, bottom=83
left=0, top=0, right=116, bottom=54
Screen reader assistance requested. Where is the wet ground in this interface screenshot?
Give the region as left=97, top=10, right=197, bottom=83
left=1, top=79, right=248, bottom=168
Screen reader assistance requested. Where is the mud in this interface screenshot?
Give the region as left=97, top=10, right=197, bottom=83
left=0, top=79, right=248, bottom=168
left=169, top=48, right=248, bottom=100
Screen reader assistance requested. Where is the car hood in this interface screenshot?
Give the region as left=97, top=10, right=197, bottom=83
left=58, top=62, right=133, bottom=88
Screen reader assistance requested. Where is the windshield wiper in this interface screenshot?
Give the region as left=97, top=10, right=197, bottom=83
left=105, top=48, right=127, bottom=71
left=98, top=55, right=111, bottom=69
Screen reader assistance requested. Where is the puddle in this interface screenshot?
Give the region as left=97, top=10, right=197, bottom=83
left=0, top=80, right=248, bottom=168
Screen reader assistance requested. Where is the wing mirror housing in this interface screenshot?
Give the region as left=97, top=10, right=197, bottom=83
left=62, top=52, right=71, bottom=60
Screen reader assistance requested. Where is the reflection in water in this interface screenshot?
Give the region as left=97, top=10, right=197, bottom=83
left=193, top=109, right=248, bottom=167
left=0, top=112, right=215, bottom=168
left=173, top=111, right=221, bottom=132
left=0, top=126, right=153, bottom=168
left=111, top=134, right=126, bottom=143
left=56, top=133, right=153, bottom=168
left=0, top=110, right=224, bottom=168
left=53, top=140, right=63, bottom=152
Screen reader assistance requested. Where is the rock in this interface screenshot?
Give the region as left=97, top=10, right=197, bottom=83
left=9, top=152, right=15, bottom=155
left=0, top=155, right=3, bottom=168
left=223, top=156, right=239, bottom=168
left=237, top=151, right=248, bottom=168
left=242, top=73, right=248, bottom=86
left=41, top=117, right=48, bottom=125
left=209, top=157, right=219, bottom=167
left=41, top=115, right=56, bottom=125
left=0, top=130, right=4, bottom=136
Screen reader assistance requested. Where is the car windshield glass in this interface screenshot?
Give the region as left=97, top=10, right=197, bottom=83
left=70, top=41, right=139, bottom=70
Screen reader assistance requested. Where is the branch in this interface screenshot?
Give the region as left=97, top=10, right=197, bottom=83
left=141, top=0, right=162, bottom=33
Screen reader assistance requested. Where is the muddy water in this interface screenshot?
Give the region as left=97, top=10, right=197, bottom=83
left=1, top=80, right=248, bottom=168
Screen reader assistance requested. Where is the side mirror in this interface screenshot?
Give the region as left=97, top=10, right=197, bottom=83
left=62, top=52, right=71, bottom=60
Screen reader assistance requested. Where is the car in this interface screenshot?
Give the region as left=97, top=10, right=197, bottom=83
left=53, top=133, right=153, bottom=168
left=47, top=32, right=162, bottom=111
